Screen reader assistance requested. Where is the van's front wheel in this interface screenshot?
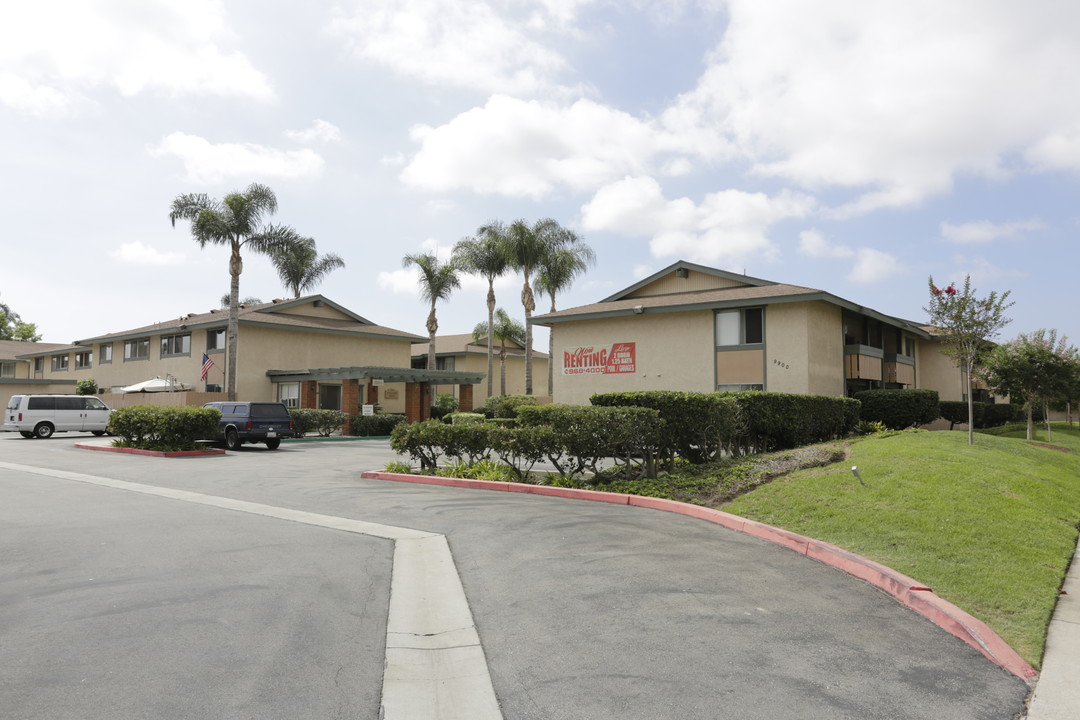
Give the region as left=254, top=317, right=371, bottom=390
left=34, top=422, right=55, bottom=439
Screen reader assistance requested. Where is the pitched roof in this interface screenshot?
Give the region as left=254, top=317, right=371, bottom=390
left=411, top=333, right=543, bottom=358
left=0, top=339, right=73, bottom=361
left=533, top=261, right=932, bottom=337
left=61, top=295, right=424, bottom=347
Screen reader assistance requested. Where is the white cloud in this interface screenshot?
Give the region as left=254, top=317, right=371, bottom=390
left=110, top=241, right=185, bottom=266
left=328, top=0, right=573, bottom=95
left=376, top=268, right=419, bottom=296
left=581, top=175, right=815, bottom=266
left=0, top=0, right=273, bottom=114
left=150, top=132, right=324, bottom=184
left=940, top=218, right=1044, bottom=244
left=285, top=120, right=342, bottom=144
left=797, top=229, right=854, bottom=259
left=848, top=248, right=902, bottom=285
left=402, top=95, right=676, bottom=198
left=946, top=256, right=1028, bottom=283
left=663, top=0, right=1080, bottom=211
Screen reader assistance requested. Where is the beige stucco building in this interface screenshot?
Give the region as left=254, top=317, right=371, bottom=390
left=533, top=260, right=991, bottom=407
left=2, top=296, right=486, bottom=421
left=411, top=334, right=549, bottom=407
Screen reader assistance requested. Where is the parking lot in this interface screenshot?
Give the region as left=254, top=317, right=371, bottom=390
left=0, top=432, right=1030, bottom=719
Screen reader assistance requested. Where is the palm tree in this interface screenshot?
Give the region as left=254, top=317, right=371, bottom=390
left=269, top=235, right=345, bottom=298
left=169, top=182, right=296, bottom=400
left=536, top=242, right=596, bottom=397
left=503, top=218, right=581, bottom=395
left=404, top=252, right=460, bottom=370
left=473, top=308, right=526, bottom=396
left=453, top=223, right=511, bottom=399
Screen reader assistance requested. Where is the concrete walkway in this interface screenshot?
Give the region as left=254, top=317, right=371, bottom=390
left=1025, top=544, right=1080, bottom=719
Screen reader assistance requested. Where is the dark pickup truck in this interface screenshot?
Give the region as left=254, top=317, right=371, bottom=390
left=203, top=401, right=295, bottom=450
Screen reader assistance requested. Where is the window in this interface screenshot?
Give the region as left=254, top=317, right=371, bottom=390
left=716, top=383, right=763, bottom=392
left=34, top=357, right=43, bottom=373
left=124, top=338, right=150, bottom=361
left=0, top=361, right=14, bottom=377
left=318, top=384, right=341, bottom=411
left=715, top=308, right=764, bottom=347
left=278, top=382, right=300, bottom=408
left=205, top=383, right=223, bottom=393
left=75, top=351, right=92, bottom=369
left=904, top=338, right=916, bottom=357
left=161, top=333, right=191, bottom=357
left=100, top=343, right=113, bottom=363
left=51, top=354, right=69, bottom=371
left=206, top=328, right=225, bottom=353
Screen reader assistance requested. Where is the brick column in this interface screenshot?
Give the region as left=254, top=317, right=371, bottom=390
left=367, top=383, right=379, bottom=405
left=459, top=384, right=474, bottom=412
left=405, top=382, right=421, bottom=422
left=300, top=381, right=318, bottom=408
left=342, top=378, right=360, bottom=415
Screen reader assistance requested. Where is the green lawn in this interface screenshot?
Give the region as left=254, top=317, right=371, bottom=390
left=723, top=427, right=1080, bottom=667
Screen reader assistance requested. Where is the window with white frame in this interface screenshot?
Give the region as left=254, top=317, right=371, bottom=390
left=160, top=333, right=191, bottom=357
left=715, top=308, right=764, bottom=347
left=124, top=338, right=150, bottom=361
left=278, top=382, right=300, bottom=408
left=51, top=354, right=69, bottom=371
left=75, top=351, right=92, bottom=369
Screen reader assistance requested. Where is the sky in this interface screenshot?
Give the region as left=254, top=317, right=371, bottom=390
left=2, top=0, right=1078, bottom=354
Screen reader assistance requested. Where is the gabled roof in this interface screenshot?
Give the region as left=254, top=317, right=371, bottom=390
left=410, top=333, right=543, bottom=358
left=42, top=295, right=423, bottom=350
left=1, top=339, right=73, bottom=361
left=533, top=260, right=931, bottom=338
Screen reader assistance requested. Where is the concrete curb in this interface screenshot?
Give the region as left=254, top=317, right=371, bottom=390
left=361, top=470, right=1038, bottom=684
left=75, top=443, right=225, bottom=457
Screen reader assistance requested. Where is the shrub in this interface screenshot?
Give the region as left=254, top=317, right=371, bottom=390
left=390, top=419, right=452, bottom=470
left=486, top=424, right=559, bottom=480
left=289, top=408, right=319, bottom=437
left=447, top=412, right=484, bottom=425
left=288, top=408, right=347, bottom=437
left=384, top=461, right=412, bottom=473
left=109, top=405, right=221, bottom=452
left=853, top=389, right=939, bottom=430
left=479, top=394, right=537, bottom=419
left=348, top=413, right=406, bottom=436
left=727, top=392, right=861, bottom=453
left=591, top=391, right=737, bottom=464
left=517, top=404, right=664, bottom=478
left=484, top=417, right=517, bottom=427
left=431, top=392, right=459, bottom=420
left=75, top=378, right=98, bottom=395
left=985, top=403, right=1017, bottom=427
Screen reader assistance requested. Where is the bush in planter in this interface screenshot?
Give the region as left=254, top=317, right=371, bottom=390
left=108, top=405, right=221, bottom=452
left=479, top=394, right=537, bottom=419
left=853, top=389, right=939, bottom=431
left=76, top=378, right=98, bottom=395
left=431, top=392, right=459, bottom=421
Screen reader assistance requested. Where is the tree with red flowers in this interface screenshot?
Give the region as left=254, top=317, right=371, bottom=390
left=924, top=276, right=1013, bottom=445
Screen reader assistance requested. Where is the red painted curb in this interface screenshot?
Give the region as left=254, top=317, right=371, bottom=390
left=75, top=444, right=225, bottom=457
left=359, top=469, right=1037, bottom=683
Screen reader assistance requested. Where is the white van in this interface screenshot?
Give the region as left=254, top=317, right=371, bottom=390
left=2, top=394, right=113, bottom=438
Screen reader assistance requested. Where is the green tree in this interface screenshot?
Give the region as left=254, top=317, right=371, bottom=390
left=981, top=330, right=1077, bottom=440
left=170, top=183, right=298, bottom=401
left=0, top=295, right=42, bottom=341
left=269, top=234, right=345, bottom=298
left=219, top=294, right=264, bottom=308
left=924, top=276, right=1013, bottom=444
left=536, top=242, right=596, bottom=397
left=404, top=252, right=460, bottom=370
left=473, top=308, right=526, bottom=396
left=503, top=218, right=582, bottom=395
left=453, top=223, right=511, bottom=399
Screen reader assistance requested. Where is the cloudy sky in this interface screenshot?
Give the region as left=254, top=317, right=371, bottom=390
left=2, top=0, right=1077, bottom=353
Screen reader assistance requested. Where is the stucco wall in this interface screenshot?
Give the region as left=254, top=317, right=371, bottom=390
left=430, top=352, right=547, bottom=407
left=916, top=338, right=966, bottom=401
left=762, top=301, right=843, bottom=395
left=550, top=311, right=714, bottom=405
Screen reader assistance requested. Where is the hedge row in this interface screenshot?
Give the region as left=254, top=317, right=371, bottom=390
left=939, top=401, right=1021, bottom=429
left=108, top=405, right=221, bottom=452
left=289, top=408, right=347, bottom=437
left=348, top=413, right=407, bottom=437
left=590, top=391, right=737, bottom=463
left=853, top=389, right=940, bottom=430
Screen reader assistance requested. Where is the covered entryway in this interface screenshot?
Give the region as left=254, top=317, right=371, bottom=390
left=266, top=366, right=485, bottom=422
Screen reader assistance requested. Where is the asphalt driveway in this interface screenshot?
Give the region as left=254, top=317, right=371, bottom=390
left=0, top=433, right=1030, bottom=719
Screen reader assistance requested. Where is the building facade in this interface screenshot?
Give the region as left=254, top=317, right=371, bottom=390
left=411, top=334, right=550, bottom=406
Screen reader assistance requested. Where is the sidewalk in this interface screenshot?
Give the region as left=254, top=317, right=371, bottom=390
left=1026, top=542, right=1080, bottom=718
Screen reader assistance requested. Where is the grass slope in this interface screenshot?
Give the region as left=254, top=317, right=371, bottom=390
left=723, top=427, right=1080, bottom=667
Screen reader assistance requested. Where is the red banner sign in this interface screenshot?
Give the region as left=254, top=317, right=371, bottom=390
left=563, top=343, right=636, bottom=375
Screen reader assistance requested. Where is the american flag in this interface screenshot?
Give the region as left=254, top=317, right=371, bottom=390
left=200, top=353, right=215, bottom=381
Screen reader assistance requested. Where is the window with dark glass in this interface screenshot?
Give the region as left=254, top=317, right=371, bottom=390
left=100, top=343, right=113, bottom=363
left=161, top=333, right=191, bottom=357
left=75, top=351, right=92, bottom=369
left=715, top=308, right=764, bottom=346
left=124, top=338, right=150, bottom=360
left=51, top=354, right=69, bottom=371
left=207, top=328, right=225, bottom=352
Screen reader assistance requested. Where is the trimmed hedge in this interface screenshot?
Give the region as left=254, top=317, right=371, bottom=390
left=590, top=390, right=737, bottom=464
left=348, top=413, right=406, bottom=437
left=479, top=394, right=537, bottom=419
left=728, top=392, right=861, bottom=453
left=853, top=389, right=939, bottom=430
left=290, top=408, right=347, bottom=437
left=108, top=405, right=221, bottom=452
